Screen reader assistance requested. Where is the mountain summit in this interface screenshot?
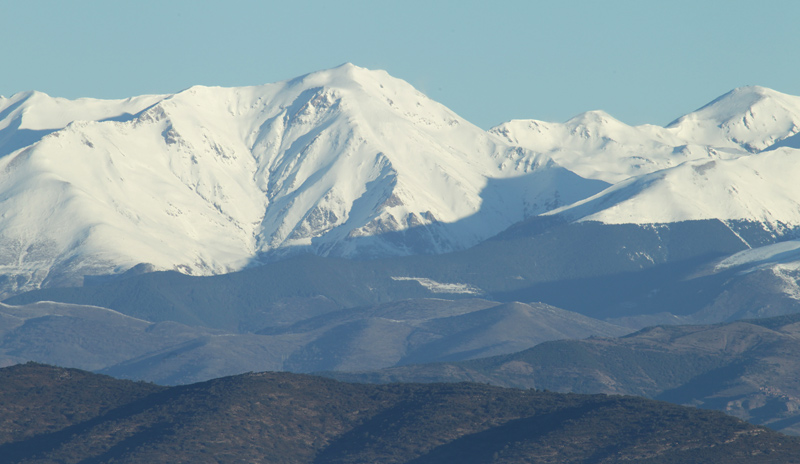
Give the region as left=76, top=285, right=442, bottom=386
left=667, top=85, right=800, bottom=152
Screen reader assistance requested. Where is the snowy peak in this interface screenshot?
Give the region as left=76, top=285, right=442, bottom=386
left=491, top=110, right=700, bottom=183
left=0, top=89, right=165, bottom=132
left=0, top=90, right=166, bottom=161
left=490, top=85, right=800, bottom=234
left=491, top=85, right=800, bottom=184
left=667, top=86, right=800, bottom=153
left=678, top=86, right=784, bottom=123
left=564, top=110, right=623, bottom=130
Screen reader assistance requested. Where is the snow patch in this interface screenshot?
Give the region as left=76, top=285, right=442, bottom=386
left=391, top=276, right=483, bottom=294
left=772, top=268, right=800, bottom=300
left=716, top=240, right=800, bottom=271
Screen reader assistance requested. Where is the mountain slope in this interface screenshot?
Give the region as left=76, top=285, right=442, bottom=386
left=264, top=300, right=630, bottom=372
left=5, top=217, right=757, bottom=330
left=491, top=111, right=715, bottom=183
left=491, top=86, right=800, bottom=244
left=667, top=86, right=800, bottom=153
left=0, top=298, right=629, bottom=385
left=3, top=363, right=799, bottom=463
left=329, top=313, right=800, bottom=435
left=544, top=148, right=800, bottom=234
left=0, top=64, right=607, bottom=297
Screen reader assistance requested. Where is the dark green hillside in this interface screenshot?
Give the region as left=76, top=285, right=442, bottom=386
left=2, top=363, right=799, bottom=463
left=0, top=362, right=164, bottom=446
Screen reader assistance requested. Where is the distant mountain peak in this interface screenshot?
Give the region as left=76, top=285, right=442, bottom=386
left=667, top=85, right=800, bottom=152
left=565, top=109, right=619, bottom=126
left=677, top=85, right=788, bottom=122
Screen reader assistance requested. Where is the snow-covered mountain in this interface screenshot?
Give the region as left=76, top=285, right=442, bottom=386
left=544, top=147, right=800, bottom=233
left=491, top=111, right=709, bottom=184
left=491, top=86, right=800, bottom=184
left=667, top=86, right=800, bottom=153
left=491, top=85, right=800, bottom=302
left=492, top=86, right=800, bottom=239
left=0, top=63, right=606, bottom=296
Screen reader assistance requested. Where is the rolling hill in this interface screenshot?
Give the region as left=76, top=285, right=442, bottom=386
left=2, top=363, right=798, bottom=463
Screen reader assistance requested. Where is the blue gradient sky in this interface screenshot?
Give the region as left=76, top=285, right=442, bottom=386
left=2, top=0, right=798, bottom=128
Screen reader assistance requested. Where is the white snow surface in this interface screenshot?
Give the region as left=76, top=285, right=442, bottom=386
left=0, top=64, right=605, bottom=294
left=715, top=243, right=800, bottom=301
left=390, top=277, right=483, bottom=294
left=544, top=148, right=800, bottom=229
left=716, top=240, right=800, bottom=272
left=491, top=86, right=800, bottom=184
left=491, top=86, right=800, bottom=234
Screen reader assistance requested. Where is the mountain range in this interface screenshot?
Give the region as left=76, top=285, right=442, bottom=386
left=4, top=65, right=800, bottom=300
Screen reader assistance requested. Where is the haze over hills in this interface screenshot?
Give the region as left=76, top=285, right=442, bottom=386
left=328, top=312, right=800, bottom=436
left=8, top=215, right=798, bottom=330
left=0, top=299, right=629, bottom=385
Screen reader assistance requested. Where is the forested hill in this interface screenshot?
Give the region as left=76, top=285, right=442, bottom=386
left=2, top=363, right=799, bottom=463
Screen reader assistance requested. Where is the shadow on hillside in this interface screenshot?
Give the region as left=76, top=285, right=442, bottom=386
left=1, top=219, right=760, bottom=332
left=0, top=387, right=172, bottom=463
left=0, top=126, right=55, bottom=158
left=0, top=100, right=147, bottom=160
left=248, top=166, right=610, bottom=265
left=490, top=255, right=739, bottom=320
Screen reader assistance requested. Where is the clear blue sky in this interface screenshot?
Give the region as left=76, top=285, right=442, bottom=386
left=2, top=0, right=799, bottom=128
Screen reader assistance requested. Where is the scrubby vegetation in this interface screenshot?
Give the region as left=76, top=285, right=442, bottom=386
left=2, top=363, right=799, bottom=463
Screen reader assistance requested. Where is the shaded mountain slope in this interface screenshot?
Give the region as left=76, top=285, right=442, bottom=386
left=328, top=313, right=800, bottom=435
left=0, top=299, right=628, bottom=385
left=260, top=300, right=630, bottom=372
left=4, top=218, right=760, bottom=329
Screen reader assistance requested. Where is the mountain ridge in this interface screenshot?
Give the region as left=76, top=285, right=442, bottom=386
left=4, top=66, right=800, bottom=301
